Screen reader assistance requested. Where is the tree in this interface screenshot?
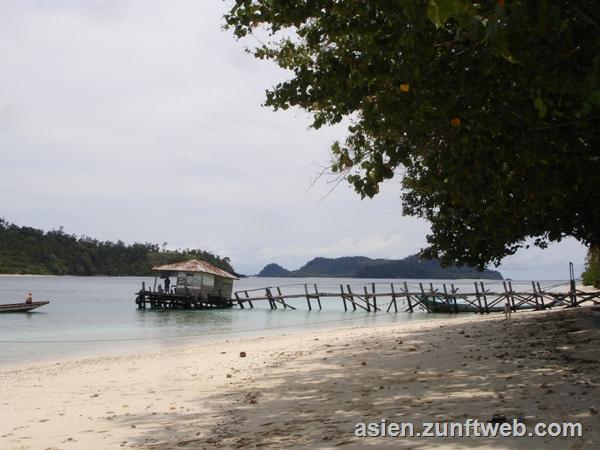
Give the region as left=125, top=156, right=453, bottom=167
left=583, top=246, right=600, bottom=287
left=225, top=0, right=600, bottom=268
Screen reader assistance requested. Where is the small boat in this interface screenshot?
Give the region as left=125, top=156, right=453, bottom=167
left=418, top=296, right=533, bottom=313
left=0, top=301, right=50, bottom=313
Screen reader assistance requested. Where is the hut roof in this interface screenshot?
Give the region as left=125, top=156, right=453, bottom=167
left=152, top=259, right=237, bottom=279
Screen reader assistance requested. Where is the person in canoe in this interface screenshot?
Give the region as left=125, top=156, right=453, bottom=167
left=26, top=292, right=33, bottom=304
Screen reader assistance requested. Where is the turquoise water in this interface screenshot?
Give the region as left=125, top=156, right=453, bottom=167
left=0, top=276, right=521, bottom=367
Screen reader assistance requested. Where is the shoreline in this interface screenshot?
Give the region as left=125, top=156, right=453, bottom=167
left=1, top=308, right=598, bottom=449
left=0, top=309, right=445, bottom=370
left=0, top=311, right=450, bottom=372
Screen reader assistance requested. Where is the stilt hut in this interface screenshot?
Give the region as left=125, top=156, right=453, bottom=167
left=136, top=259, right=237, bottom=309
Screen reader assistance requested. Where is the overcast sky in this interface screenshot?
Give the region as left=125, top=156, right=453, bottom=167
left=0, top=0, right=588, bottom=279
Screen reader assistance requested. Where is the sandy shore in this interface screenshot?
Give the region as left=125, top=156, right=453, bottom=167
left=1, top=308, right=599, bottom=450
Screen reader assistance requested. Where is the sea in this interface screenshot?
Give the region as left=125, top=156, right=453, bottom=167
left=0, top=276, right=547, bottom=367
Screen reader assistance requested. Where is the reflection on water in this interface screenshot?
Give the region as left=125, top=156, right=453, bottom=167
left=0, top=275, right=537, bottom=366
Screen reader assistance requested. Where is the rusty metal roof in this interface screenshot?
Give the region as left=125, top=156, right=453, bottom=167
left=152, top=259, right=237, bottom=279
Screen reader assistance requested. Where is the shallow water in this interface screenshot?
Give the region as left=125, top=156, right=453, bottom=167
left=0, top=276, right=540, bottom=366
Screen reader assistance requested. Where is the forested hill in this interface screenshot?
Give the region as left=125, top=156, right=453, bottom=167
left=0, top=219, right=235, bottom=276
left=257, top=255, right=503, bottom=280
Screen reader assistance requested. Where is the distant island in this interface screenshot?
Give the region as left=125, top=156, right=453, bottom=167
left=257, top=255, right=503, bottom=280
left=0, top=219, right=236, bottom=276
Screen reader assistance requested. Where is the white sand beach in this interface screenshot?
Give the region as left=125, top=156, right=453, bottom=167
left=1, top=307, right=599, bottom=450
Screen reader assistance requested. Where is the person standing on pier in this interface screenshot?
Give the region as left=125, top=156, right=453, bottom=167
left=164, top=276, right=171, bottom=293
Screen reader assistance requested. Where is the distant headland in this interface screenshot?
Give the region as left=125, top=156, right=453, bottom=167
left=0, top=219, right=236, bottom=277
left=257, top=255, right=503, bottom=280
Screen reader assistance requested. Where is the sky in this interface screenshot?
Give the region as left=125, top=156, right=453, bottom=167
left=0, top=0, right=588, bottom=279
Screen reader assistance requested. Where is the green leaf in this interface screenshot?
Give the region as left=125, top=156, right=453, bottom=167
left=499, top=48, right=519, bottom=64
left=587, top=90, right=600, bottom=107
left=427, top=0, right=458, bottom=28
left=534, top=97, right=547, bottom=118
left=495, top=37, right=520, bottom=64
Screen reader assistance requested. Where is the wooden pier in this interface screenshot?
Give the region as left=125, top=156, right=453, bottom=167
left=136, top=282, right=234, bottom=310
left=233, top=280, right=600, bottom=314
left=135, top=259, right=237, bottom=310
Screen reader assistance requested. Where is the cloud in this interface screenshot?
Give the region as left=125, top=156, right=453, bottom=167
left=258, top=234, right=422, bottom=262
left=497, top=238, right=588, bottom=281
left=0, top=0, right=588, bottom=279
left=0, top=103, right=20, bottom=132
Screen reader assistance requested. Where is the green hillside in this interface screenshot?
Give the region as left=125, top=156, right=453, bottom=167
left=257, top=255, right=503, bottom=280
left=0, top=219, right=235, bottom=276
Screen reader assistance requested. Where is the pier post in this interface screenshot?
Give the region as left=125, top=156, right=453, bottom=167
left=389, top=284, right=398, bottom=313
left=314, top=284, right=322, bottom=310
left=442, top=284, right=450, bottom=313
left=405, top=282, right=413, bottom=312
left=141, top=282, right=148, bottom=309
left=508, top=281, right=516, bottom=311
left=347, top=285, right=357, bottom=311
left=532, top=281, right=540, bottom=310
left=429, top=283, right=441, bottom=310
left=276, top=287, right=286, bottom=309
left=304, top=284, right=312, bottom=311
left=474, top=282, right=483, bottom=314
left=569, top=262, right=577, bottom=306
left=266, top=288, right=276, bottom=309
left=371, top=283, right=377, bottom=311
left=419, top=283, right=431, bottom=312
left=340, top=284, right=348, bottom=311
left=363, top=286, right=371, bottom=312
left=537, top=282, right=545, bottom=309
left=235, top=292, right=244, bottom=309
left=451, top=284, right=458, bottom=313
left=480, top=282, right=489, bottom=314
left=244, top=290, right=254, bottom=308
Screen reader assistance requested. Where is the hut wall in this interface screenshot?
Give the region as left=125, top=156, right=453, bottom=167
left=174, top=273, right=233, bottom=300
left=197, top=276, right=233, bottom=299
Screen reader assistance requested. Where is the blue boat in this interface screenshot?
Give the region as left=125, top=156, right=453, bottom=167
left=0, top=301, right=49, bottom=313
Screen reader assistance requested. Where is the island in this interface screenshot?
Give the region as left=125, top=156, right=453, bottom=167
left=0, top=219, right=236, bottom=276
left=256, top=255, right=503, bottom=279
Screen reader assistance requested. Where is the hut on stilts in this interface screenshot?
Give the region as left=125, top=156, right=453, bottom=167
left=135, top=259, right=237, bottom=309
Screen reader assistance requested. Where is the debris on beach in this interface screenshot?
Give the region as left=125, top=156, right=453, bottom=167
left=489, top=414, right=508, bottom=424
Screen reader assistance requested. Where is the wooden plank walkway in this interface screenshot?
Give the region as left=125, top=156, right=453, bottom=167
left=233, top=281, right=600, bottom=314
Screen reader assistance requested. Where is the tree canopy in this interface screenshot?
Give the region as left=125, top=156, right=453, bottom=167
left=225, top=0, right=600, bottom=269
left=583, top=246, right=600, bottom=287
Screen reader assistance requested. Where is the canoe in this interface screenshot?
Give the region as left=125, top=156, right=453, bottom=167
left=0, top=301, right=49, bottom=313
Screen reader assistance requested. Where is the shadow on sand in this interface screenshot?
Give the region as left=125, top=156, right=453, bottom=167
left=115, top=307, right=599, bottom=449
